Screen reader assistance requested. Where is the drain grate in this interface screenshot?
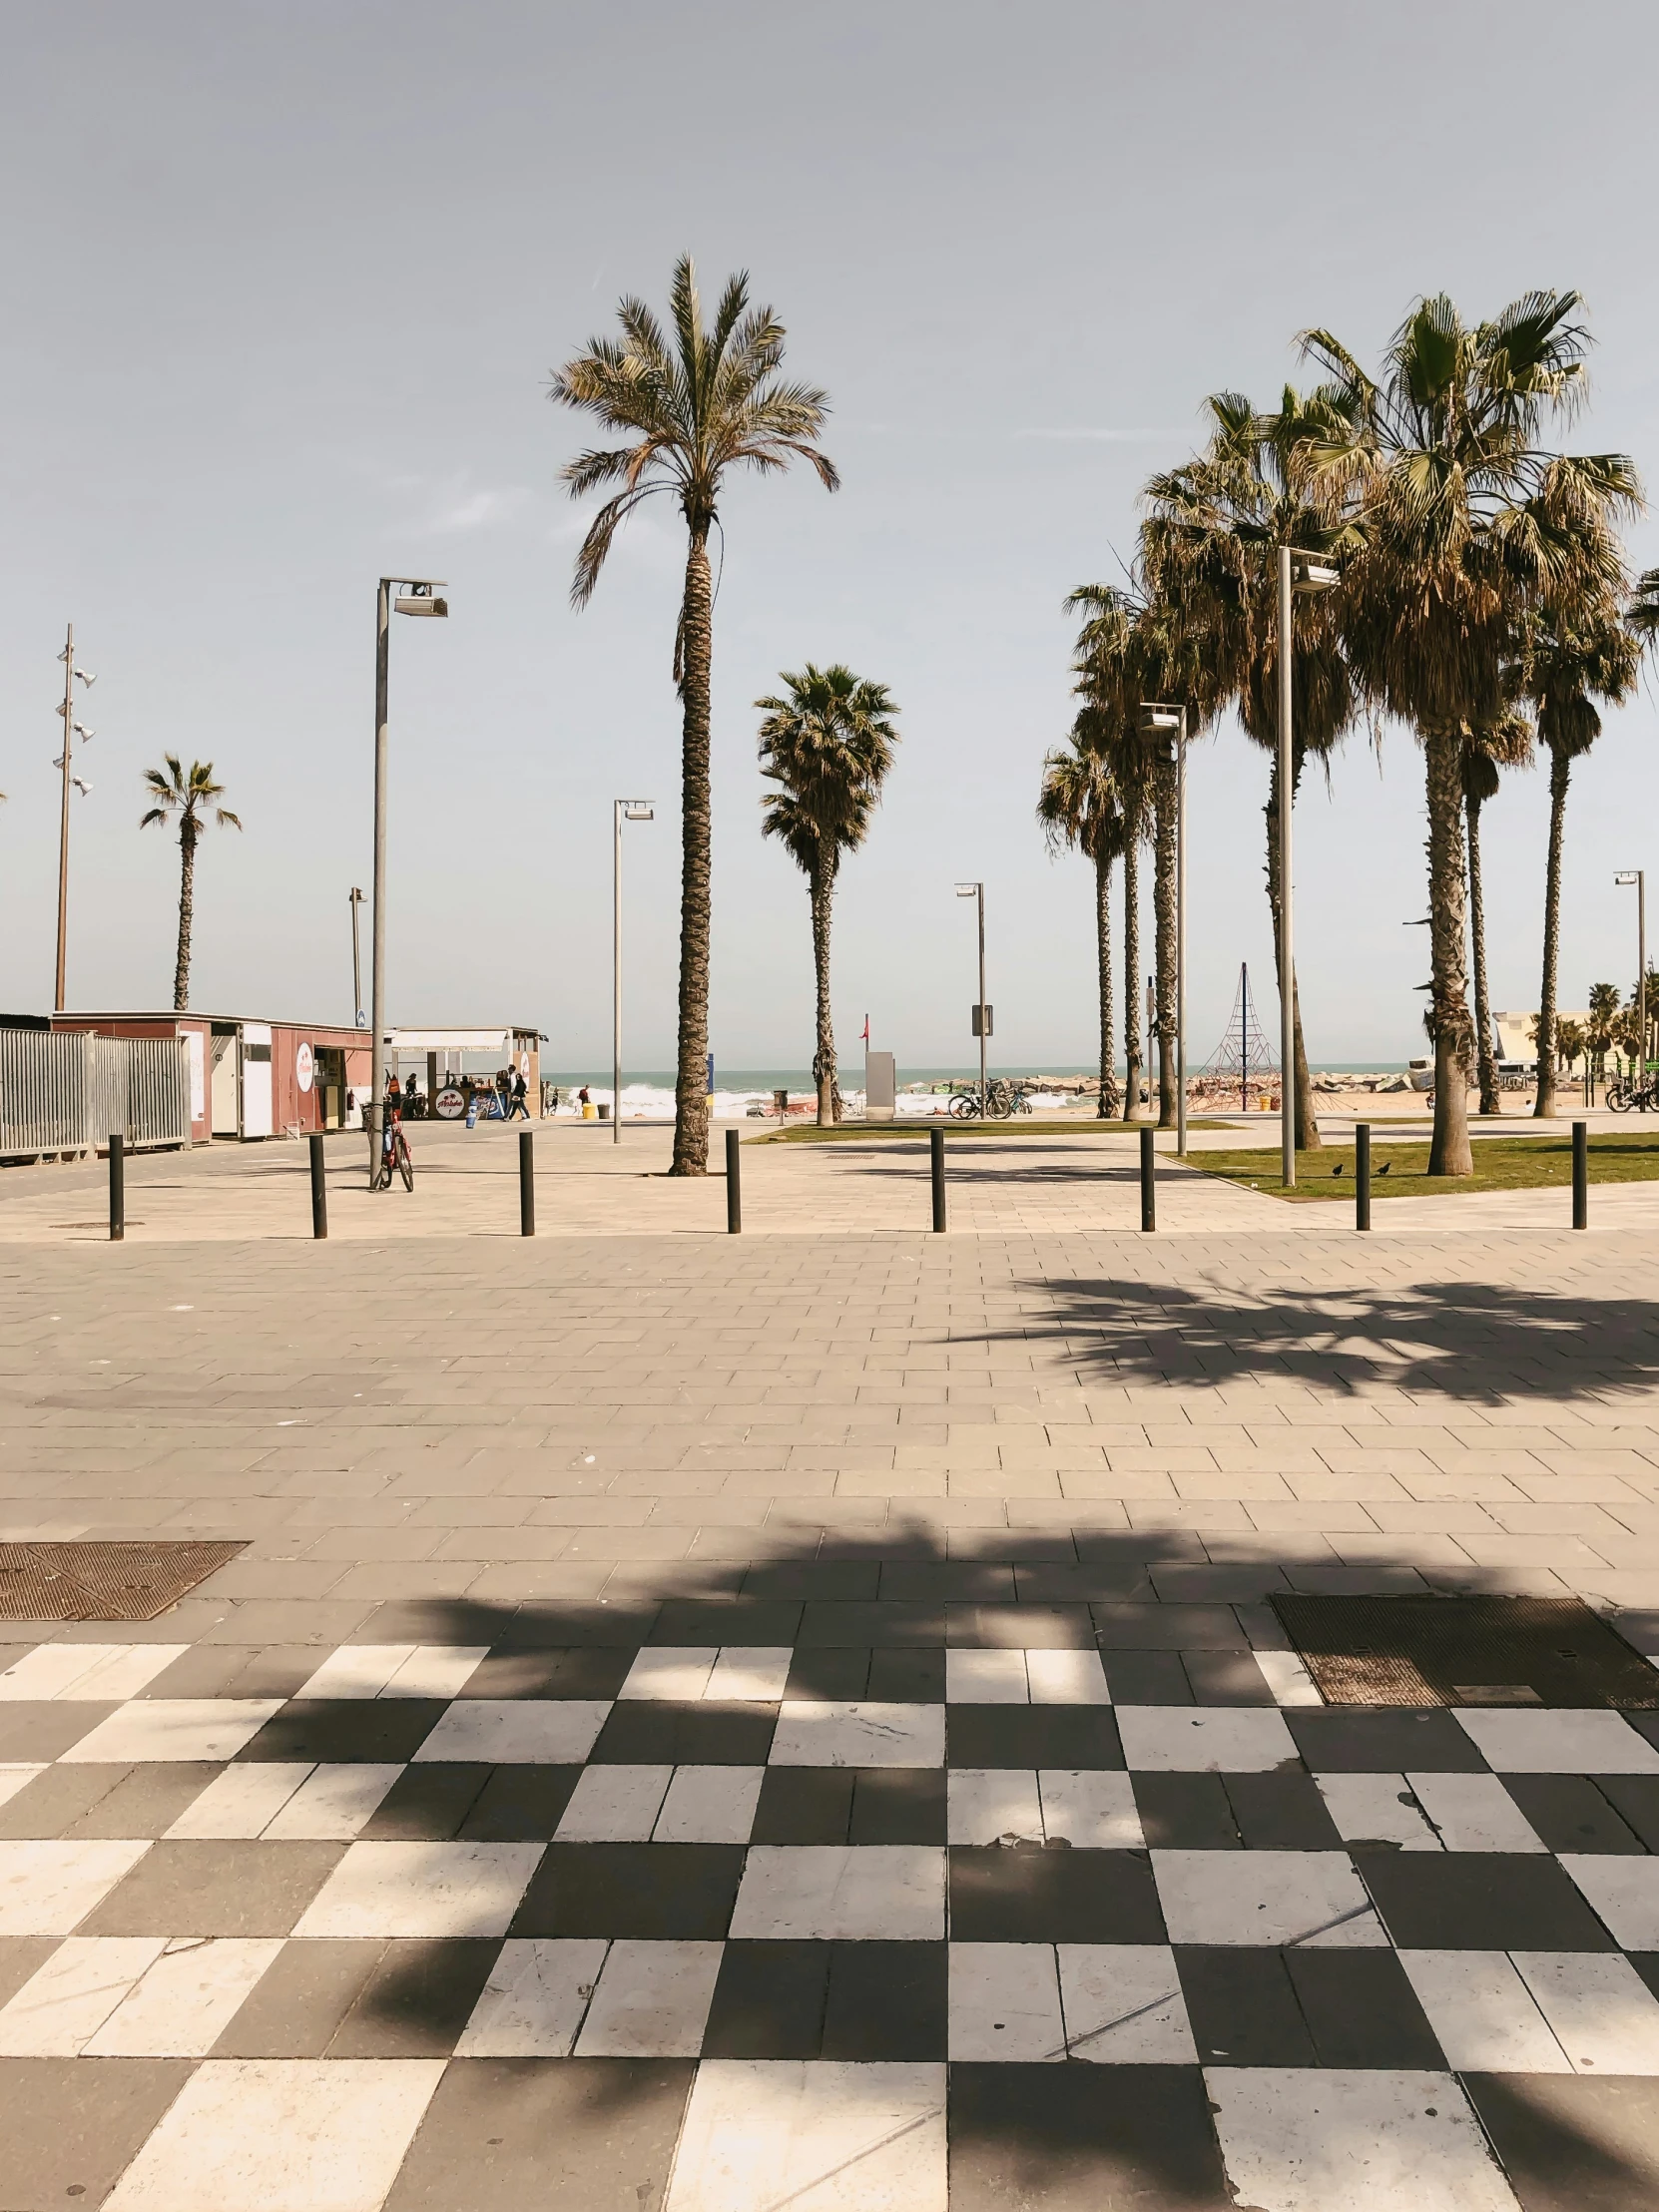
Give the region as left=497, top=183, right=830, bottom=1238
left=0, top=1539, right=246, bottom=1621
left=1268, top=1594, right=1659, bottom=1710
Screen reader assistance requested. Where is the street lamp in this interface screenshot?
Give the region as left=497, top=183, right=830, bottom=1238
left=1276, top=549, right=1340, bottom=1188
left=368, top=578, right=447, bottom=1180
left=956, top=881, right=987, bottom=1117
left=1141, top=704, right=1188, bottom=1155
left=614, top=802, right=655, bottom=1143
left=1616, top=870, right=1646, bottom=1089
left=53, top=627, right=97, bottom=1011
left=347, top=887, right=365, bottom=1027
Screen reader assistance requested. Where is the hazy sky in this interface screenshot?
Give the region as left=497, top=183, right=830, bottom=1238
left=5, top=2, right=1659, bottom=1072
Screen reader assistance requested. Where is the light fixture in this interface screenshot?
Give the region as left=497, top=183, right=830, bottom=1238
left=1292, top=559, right=1340, bottom=591
left=1616, top=871, right=1640, bottom=885
left=1139, top=704, right=1183, bottom=733
left=393, top=581, right=448, bottom=617
left=73, top=723, right=94, bottom=741
left=624, top=802, right=655, bottom=822
left=955, top=881, right=978, bottom=897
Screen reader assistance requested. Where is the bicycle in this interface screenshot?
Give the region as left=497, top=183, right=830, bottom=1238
left=371, top=1112, right=415, bottom=1192
left=1606, top=1077, right=1654, bottom=1113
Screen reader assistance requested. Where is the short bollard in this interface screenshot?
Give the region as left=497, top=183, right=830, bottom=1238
left=726, top=1128, right=742, bottom=1234
left=519, top=1129, right=536, bottom=1237
left=1139, top=1125, right=1156, bottom=1232
left=930, top=1126, right=946, bottom=1233
left=308, top=1132, right=327, bottom=1240
left=1356, top=1122, right=1371, bottom=1233
left=108, top=1132, right=125, bottom=1243
left=1573, top=1119, right=1588, bottom=1231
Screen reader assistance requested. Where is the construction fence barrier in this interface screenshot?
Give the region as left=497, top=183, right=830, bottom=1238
left=0, top=1031, right=192, bottom=1161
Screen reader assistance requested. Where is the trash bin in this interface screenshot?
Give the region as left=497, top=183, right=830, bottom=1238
left=582, top=1101, right=596, bottom=1120
left=597, top=1103, right=611, bottom=1121
left=774, top=1088, right=789, bottom=1118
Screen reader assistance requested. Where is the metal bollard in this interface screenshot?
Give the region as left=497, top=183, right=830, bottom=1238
left=726, top=1128, right=742, bottom=1234
left=308, top=1132, right=327, bottom=1240
left=519, top=1129, right=535, bottom=1237
left=930, top=1126, right=946, bottom=1232
left=108, top=1133, right=124, bottom=1243
left=1139, top=1125, right=1156, bottom=1232
left=1573, top=1119, right=1588, bottom=1231
left=1356, top=1122, right=1371, bottom=1233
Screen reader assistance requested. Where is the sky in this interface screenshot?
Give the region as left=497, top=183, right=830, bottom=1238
left=4, top=0, right=1659, bottom=1074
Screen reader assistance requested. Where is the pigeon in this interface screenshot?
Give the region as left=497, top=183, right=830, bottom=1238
left=1378, top=1161, right=1391, bottom=1176
left=1333, top=1163, right=1344, bottom=1177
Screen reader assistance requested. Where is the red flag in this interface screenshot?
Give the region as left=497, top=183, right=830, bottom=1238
left=861, top=1014, right=870, bottom=1046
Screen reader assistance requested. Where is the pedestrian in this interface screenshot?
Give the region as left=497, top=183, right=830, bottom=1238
left=403, top=1071, right=420, bottom=1118
left=578, top=1084, right=590, bottom=1109
left=509, top=1068, right=529, bottom=1120
left=496, top=1067, right=512, bottom=1118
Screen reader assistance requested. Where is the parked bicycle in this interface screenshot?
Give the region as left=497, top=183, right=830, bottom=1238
left=1606, top=1075, right=1656, bottom=1113
left=371, top=1110, right=415, bottom=1191
left=947, top=1079, right=1034, bottom=1120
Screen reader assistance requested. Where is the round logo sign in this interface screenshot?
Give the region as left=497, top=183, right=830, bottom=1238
left=294, top=1042, right=313, bottom=1094
left=435, top=1086, right=466, bottom=1120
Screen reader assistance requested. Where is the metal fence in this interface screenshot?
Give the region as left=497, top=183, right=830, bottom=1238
left=0, top=1031, right=191, bottom=1159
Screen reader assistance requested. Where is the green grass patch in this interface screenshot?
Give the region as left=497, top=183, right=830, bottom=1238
left=1192, top=1132, right=1659, bottom=1201
left=750, top=1119, right=1239, bottom=1143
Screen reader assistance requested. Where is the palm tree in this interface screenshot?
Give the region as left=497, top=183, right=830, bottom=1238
left=1515, top=602, right=1640, bottom=1117
left=1063, top=587, right=1160, bottom=1120
left=1586, top=980, right=1621, bottom=1081
left=552, top=257, right=837, bottom=1175
left=1461, top=714, right=1535, bottom=1115
left=1301, top=291, right=1639, bottom=1173
left=756, top=665, right=899, bottom=1128
left=1143, top=389, right=1361, bottom=1150
left=140, top=757, right=241, bottom=1012
left=1037, top=736, right=1124, bottom=1117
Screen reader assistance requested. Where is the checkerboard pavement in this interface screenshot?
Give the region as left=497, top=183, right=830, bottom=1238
left=7, top=1607, right=1659, bottom=2208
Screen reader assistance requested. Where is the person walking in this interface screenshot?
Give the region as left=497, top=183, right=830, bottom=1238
left=495, top=1067, right=512, bottom=1118
left=509, top=1068, right=530, bottom=1120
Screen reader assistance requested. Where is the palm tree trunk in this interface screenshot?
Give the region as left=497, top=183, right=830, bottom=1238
left=1095, top=845, right=1116, bottom=1117
left=174, top=821, right=197, bottom=1012
left=1424, top=721, right=1474, bottom=1174
left=1263, top=754, right=1324, bottom=1149
left=1467, top=790, right=1500, bottom=1116
left=811, top=846, right=835, bottom=1129
left=1533, top=742, right=1570, bottom=1121
left=1154, top=747, right=1178, bottom=1128
left=1122, top=835, right=1142, bottom=1120
left=671, top=524, right=715, bottom=1175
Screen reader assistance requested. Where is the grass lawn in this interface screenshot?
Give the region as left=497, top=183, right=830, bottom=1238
left=751, top=1119, right=1239, bottom=1143
left=1192, top=1132, right=1659, bottom=1201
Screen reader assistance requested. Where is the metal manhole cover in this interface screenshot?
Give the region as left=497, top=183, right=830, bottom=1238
left=1268, top=1594, right=1659, bottom=1710
left=0, top=1540, right=246, bottom=1621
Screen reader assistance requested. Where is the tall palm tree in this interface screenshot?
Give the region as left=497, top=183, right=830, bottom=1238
left=1143, top=389, right=1362, bottom=1150
left=1063, top=584, right=1190, bottom=1123
left=552, top=257, right=837, bottom=1175
left=1037, top=736, right=1124, bottom=1117
left=140, top=757, right=241, bottom=1012
left=1461, top=714, right=1535, bottom=1115
left=1514, top=601, right=1640, bottom=1116
left=1301, top=291, right=1639, bottom=1173
left=756, top=665, right=899, bottom=1128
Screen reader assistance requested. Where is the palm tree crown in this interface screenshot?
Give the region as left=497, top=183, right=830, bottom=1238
left=552, top=257, right=837, bottom=1173
left=757, top=665, right=898, bottom=1126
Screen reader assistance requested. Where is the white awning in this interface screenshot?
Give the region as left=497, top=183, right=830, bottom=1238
left=386, top=1029, right=514, bottom=1053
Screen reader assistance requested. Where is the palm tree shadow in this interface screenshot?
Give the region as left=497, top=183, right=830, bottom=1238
left=312, top=1545, right=1659, bottom=2206
left=979, top=1275, right=1659, bottom=1405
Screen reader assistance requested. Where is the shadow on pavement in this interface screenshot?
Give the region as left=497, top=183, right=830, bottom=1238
left=984, top=1275, right=1659, bottom=1406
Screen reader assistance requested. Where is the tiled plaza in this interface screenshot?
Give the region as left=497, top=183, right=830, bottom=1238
left=4, top=1133, right=1659, bottom=2206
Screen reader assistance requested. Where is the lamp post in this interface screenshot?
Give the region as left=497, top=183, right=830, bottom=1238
left=53, top=626, right=97, bottom=1011
left=956, top=881, right=987, bottom=1116
left=614, top=801, right=655, bottom=1143
left=347, top=887, right=365, bottom=1027
left=1616, top=870, right=1647, bottom=1090
left=1276, top=548, right=1339, bottom=1189
left=367, top=578, right=447, bottom=1179
left=1141, top=705, right=1188, bottom=1154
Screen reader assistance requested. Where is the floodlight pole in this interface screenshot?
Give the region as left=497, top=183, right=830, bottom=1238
left=976, top=884, right=987, bottom=1118
left=1278, top=547, right=1295, bottom=1190
left=1177, top=714, right=1188, bottom=1158
left=55, top=624, right=74, bottom=1011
